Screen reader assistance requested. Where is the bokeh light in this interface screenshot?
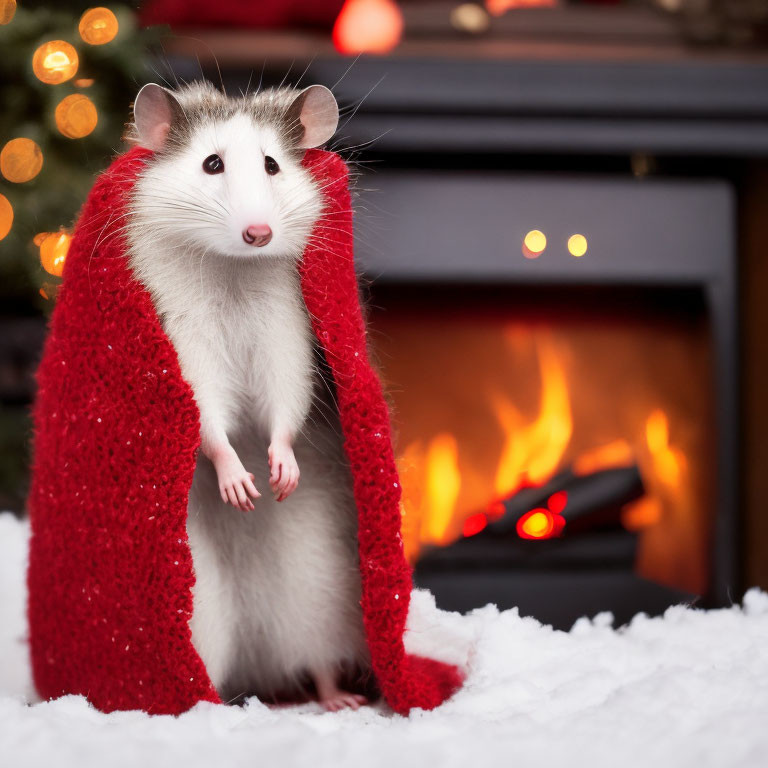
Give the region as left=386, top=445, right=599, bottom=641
left=0, top=0, right=16, bottom=25
left=486, top=0, right=557, bottom=15
left=55, top=94, right=98, bottom=139
left=522, top=229, right=547, bottom=259
left=1, top=139, right=43, bottom=183
left=39, top=231, right=71, bottom=277
left=74, top=78, right=94, bottom=88
left=33, top=41, right=79, bottom=85
left=0, top=194, right=13, bottom=240
left=79, top=7, right=119, bottom=46
left=450, top=3, right=490, bottom=34
left=567, top=234, right=588, bottom=257
left=333, top=0, right=403, bottom=55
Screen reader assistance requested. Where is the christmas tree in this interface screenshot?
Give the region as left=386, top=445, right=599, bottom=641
left=0, top=1, right=160, bottom=306
left=0, top=1, right=160, bottom=510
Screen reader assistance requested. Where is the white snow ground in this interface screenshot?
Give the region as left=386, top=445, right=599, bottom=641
left=1, top=511, right=767, bottom=768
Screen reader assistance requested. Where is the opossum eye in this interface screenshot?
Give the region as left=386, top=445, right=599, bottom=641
left=203, top=154, right=224, bottom=174
left=264, top=156, right=280, bottom=176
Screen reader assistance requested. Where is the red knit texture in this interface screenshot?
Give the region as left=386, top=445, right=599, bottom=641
left=27, top=147, right=463, bottom=716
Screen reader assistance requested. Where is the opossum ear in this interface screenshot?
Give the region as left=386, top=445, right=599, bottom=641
left=133, top=83, right=184, bottom=151
left=288, top=85, right=339, bottom=149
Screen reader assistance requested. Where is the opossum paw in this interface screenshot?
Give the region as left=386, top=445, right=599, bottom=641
left=213, top=449, right=260, bottom=512
left=268, top=440, right=300, bottom=501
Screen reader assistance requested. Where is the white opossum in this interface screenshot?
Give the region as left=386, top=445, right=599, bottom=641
left=125, top=81, right=369, bottom=711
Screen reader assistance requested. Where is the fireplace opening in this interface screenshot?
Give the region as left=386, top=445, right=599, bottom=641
left=367, top=284, right=717, bottom=625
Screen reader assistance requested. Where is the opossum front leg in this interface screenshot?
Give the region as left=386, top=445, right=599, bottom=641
left=175, top=332, right=260, bottom=512
left=259, top=319, right=314, bottom=502
left=268, top=429, right=300, bottom=502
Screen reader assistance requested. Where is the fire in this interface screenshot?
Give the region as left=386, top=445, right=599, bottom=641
left=573, top=439, right=634, bottom=476
left=421, top=433, right=461, bottom=544
left=397, top=433, right=461, bottom=560
left=492, top=337, right=572, bottom=497
left=646, top=409, right=686, bottom=487
left=395, top=333, right=687, bottom=565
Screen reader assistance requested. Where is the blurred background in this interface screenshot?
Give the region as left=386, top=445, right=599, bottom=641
left=1, top=0, right=767, bottom=628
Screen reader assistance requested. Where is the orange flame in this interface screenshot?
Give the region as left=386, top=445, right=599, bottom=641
left=646, top=409, right=686, bottom=487
left=420, top=433, right=461, bottom=544
left=573, top=439, right=634, bottom=476
left=492, top=338, right=572, bottom=497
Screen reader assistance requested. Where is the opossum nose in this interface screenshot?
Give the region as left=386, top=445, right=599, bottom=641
left=243, top=224, right=273, bottom=247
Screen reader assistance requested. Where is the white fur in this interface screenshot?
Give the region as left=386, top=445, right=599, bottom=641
left=125, top=97, right=367, bottom=700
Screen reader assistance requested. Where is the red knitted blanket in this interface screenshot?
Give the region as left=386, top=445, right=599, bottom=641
left=27, top=147, right=463, bottom=715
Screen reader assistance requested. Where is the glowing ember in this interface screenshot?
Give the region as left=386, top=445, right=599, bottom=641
left=463, top=513, right=488, bottom=537
left=547, top=490, right=568, bottom=515
left=517, top=507, right=565, bottom=540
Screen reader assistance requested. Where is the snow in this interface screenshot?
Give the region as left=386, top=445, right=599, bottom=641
left=2, top=510, right=767, bottom=768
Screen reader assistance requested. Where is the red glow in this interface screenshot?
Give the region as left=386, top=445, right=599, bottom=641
left=463, top=513, right=488, bottom=537
left=486, top=500, right=506, bottom=521
left=516, top=507, right=565, bottom=540
left=333, top=0, right=403, bottom=56
left=547, top=490, right=568, bottom=514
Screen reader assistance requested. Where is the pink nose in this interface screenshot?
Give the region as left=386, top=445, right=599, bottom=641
left=242, top=224, right=272, bottom=247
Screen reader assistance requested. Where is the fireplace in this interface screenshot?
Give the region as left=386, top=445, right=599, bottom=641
left=356, top=172, right=737, bottom=628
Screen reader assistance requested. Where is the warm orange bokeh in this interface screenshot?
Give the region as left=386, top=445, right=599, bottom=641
left=55, top=94, right=98, bottom=139
left=333, top=0, right=403, bottom=55
left=39, top=231, right=71, bottom=277
left=79, top=7, right=119, bottom=46
left=0, top=138, right=43, bottom=183
left=0, top=193, right=12, bottom=240
left=1, top=0, right=16, bottom=25
left=32, top=41, right=79, bottom=84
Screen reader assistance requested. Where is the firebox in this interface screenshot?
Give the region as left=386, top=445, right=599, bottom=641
left=356, top=172, right=737, bottom=629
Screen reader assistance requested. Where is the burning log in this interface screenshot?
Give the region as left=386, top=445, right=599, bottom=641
left=467, top=464, right=646, bottom=541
